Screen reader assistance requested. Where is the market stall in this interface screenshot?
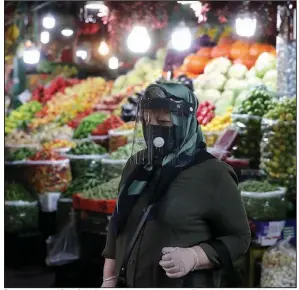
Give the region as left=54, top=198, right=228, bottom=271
left=4, top=0, right=296, bottom=288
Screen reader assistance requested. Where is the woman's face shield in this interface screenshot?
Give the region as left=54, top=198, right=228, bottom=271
left=130, top=96, right=195, bottom=166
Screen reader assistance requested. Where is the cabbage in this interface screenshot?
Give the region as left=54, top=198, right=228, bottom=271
left=234, top=90, right=250, bottom=108
left=126, top=71, right=144, bottom=86
left=202, top=89, right=222, bottom=103
left=195, top=88, right=204, bottom=101
left=263, top=69, right=277, bottom=83
left=246, top=67, right=257, bottom=79
left=228, top=64, right=248, bottom=79
left=255, top=52, right=276, bottom=78
left=194, top=74, right=208, bottom=90
left=221, top=90, right=236, bottom=104
left=204, top=73, right=227, bottom=91
left=224, top=79, right=248, bottom=93
left=215, top=98, right=234, bottom=116
left=246, top=77, right=263, bottom=89
left=204, top=57, right=232, bottom=75
left=113, top=75, right=126, bottom=89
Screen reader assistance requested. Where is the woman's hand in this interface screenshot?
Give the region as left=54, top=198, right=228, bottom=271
left=159, top=246, right=212, bottom=278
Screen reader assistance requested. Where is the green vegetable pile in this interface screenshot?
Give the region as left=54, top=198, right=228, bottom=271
left=80, top=176, right=120, bottom=200
left=64, top=173, right=103, bottom=198
left=240, top=180, right=287, bottom=221
left=5, top=182, right=38, bottom=232
left=232, top=87, right=277, bottom=168
left=110, top=144, right=132, bottom=160
left=73, top=112, right=108, bottom=139
left=239, top=180, right=279, bottom=192
left=6, top=148, right=36, bottom=161
left=260, top=97, right=296, bottom=198
left=235, top=86, right=275, bottom=116
left=5, top=101, right=42, bottom=135
left=69, top=141, right=107, bottom=155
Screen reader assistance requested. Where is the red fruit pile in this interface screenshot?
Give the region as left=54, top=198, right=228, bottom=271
left=32, top=77, right=80, bottom=104
left=196, top=101, right=215, bottom=126
left=92, top=115, right=124, bottom=136
left=29, top=149, right=67, bottom=161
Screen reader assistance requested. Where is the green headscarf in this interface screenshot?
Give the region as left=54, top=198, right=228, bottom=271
left=144, top=82, right=205, bottom=167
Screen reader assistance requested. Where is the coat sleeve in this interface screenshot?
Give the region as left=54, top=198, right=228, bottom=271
left=199, top=168, right=251, bottom=267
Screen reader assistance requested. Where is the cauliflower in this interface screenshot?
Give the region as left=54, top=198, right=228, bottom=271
left=194, top=74, right=208, bottom=90
left=215, top=97, right=234, bottom=116
left=246, top=67, right=257, bottom=79
left=224, top=79, right=248, bottom=93
left=255, top=52, right=276, bottom=78
left=204, top=57, right=232, bottom=75
left=228, top=64, right=248, bottom=79
left=247, top=77, right=263, bottom=89
left=263, top=69, right=277, bottom=83
left=204, top=73, right=227, bottom=91
left=202, top=89, right=222, bottom=104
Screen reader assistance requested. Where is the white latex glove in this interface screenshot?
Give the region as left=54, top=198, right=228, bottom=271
left=159, top=246, right=211, bottom=279
left=101, top=276, right=117, bottom=288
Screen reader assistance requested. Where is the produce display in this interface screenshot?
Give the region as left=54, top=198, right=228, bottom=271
left=67, top=109, right=93, bottom=129
left=196, top=101, right=215, bottom=126
left=37, top=61, right=78, bottom=77
left=64, top=173, right=103, bottom=198
left=239, top=180, right=287, bottom=220
left=91, top=115, right=124, bottom=136
left=5, top=101, right=42, bottom=134
left=32, top=77, right=80, bottom=104
left=6, top=147, right=36, bottom=161
left=109, top=129, right=134, bottom=152
left=261, top=239, right=296, bottom=287
left=33, top=124, right=74, bottom=143
left=192, top=51, right=277, bottom=116
left=73, top=112, right=108, bottom=139
left=110, top=143, right=133, bottom=160
left=260, top=98, right=296, bottom=198
left=201, top=108, right=232, bottom=147
left=79, top=176, right=120, bottom=200
left=24, top=150, right=72, bottom=193
left=68, top=141, right=106, bottom=155
left=5, top=182, right=38, bottom=232
left=111, top=48, right=166, bottom=95
left=66, top=141, right=107, bottom=178
left=43, top=139, right=76, bottom=150
left=5, top=130, right=39, bottom=146
left=30, top=77, right=108, bottom=128
left=232, top=86, right=276, bottom=167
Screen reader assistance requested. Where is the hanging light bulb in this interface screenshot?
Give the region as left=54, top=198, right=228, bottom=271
left=23, top=47, right=40, bottom=64
left=98, top=41, right=109, bottom=56
left=108, top=56, right=119, bottom=69
left=40, top=31, right=50, bottom=44
left=76, top=50, right=88, bottom=60
left=235, top=16, right=257, bottom=37
left=127, top=26, right=151, bottom=53
left=42, top=14, right=56, bottom=29
left=61, top=29, right=74, bottom=37
left=171, top=22, right=192, bottom=51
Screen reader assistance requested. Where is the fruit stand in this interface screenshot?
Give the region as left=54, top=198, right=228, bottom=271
left=4, top=0, right=296, bottom=288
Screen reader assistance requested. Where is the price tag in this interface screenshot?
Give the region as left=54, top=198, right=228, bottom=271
left=266, top=221, right=285, bottom=238
left=18, top=89, right=31, bottom=104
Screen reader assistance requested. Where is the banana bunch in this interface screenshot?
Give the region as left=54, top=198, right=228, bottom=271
left=5, top=101, right=42, bottom=134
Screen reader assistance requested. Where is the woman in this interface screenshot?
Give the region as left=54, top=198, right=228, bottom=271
left=102, top=82, right=250, bottom=287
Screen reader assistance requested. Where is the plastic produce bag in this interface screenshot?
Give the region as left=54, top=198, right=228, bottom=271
left=261, top=238, right=296, bottom=287
left=24, top=160, right=72, bottom=193
left=241, top=187, right=287, bottom=220
left=38, top=192, right=61, bottom=212
left=65, top=154, right=107, bottom=179
left=100, top=158, right=127, bottom=182
left=260, top=118, right=296, bottom=198
left=232, top=114, right=262, bottom=168
left=46, top=211, right=79, bottom=266
left=5, top=201, right=39, bottom=232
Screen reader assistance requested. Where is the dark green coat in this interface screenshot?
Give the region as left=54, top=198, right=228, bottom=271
left=103, top=157, right=251, bottom=287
